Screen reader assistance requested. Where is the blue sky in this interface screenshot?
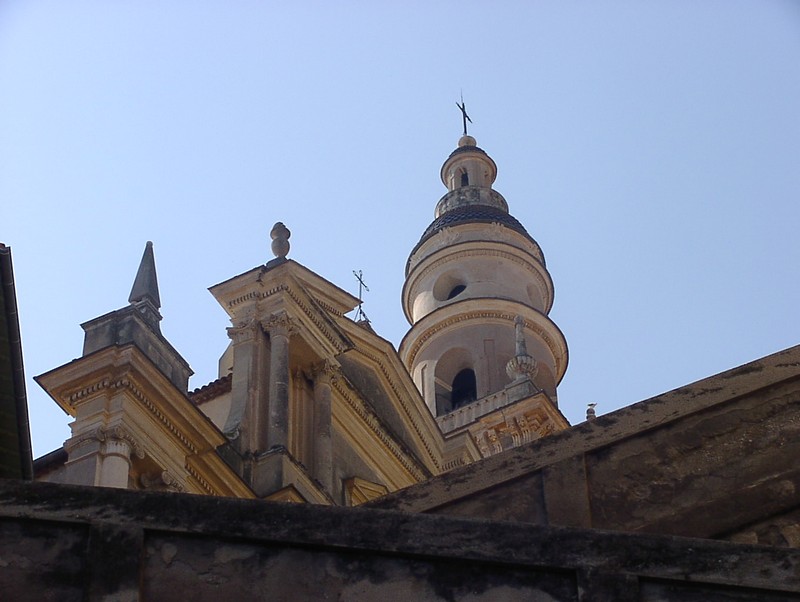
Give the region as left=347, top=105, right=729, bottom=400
left=2, top=2, right=799, bottom=457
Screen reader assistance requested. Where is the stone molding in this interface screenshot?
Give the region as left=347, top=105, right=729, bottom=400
left=139, top=470, right=186, bottom=493
left=65, top=375, right=200, bottom=455
left=408, top=225, right=545, bottom=273
left=227, top=281, right=347, bottom=319
left=65, top=425, right=146, bottom=460
left=411, top=245, right=550, bottom=291
left=283, top=287, right=350, bottom=353
left=350, top=346, right=441, bottom=471
left=331, top=377, right=429, bottom=482
left=261, top=311, right=298, bottom=339
left=311, top=359, right=340, bottom=385
left=112, top=378, right=198, bottom=454
left=226, top=318, right=261, bottom=344
left=404, top=244, right=553, bottom=321
left=343, top=477, right=389, bottom=506
left=404, top=308, right=567, bottom=380
left=226, top=283, right=351, bottom=355
left=185, top=463, right=220, bottom=496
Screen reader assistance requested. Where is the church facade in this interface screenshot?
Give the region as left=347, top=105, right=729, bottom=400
left=34, top=134, right=569, bottom=505
left=13, top=128, right=800, bottom=598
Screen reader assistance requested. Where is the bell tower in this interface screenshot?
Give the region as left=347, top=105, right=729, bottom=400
left=400, top=131, right=569, bottom=454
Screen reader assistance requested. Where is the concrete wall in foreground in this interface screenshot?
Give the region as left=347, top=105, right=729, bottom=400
left=1, top=479, right=799, bottom=601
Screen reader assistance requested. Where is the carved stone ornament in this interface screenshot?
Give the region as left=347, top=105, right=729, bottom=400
left=488, top=221, right=510, bottom=239
left=270, top=222, right=291, bottom=259
left=226, top=318, right=260, bottom=344
left=436, top=227, right=461, bottom=248
left=65, top=425, right=146, bottom=460
left=261, top=312, right=297, bottom=338
left=140, top=470, right=186, bottom=493
left=311, top=358, right=340, bottom=385
left=506, top=315, right=539, bottom=383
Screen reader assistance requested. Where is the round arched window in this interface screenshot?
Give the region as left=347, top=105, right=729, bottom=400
left=451, top=368, right=477, bottom=409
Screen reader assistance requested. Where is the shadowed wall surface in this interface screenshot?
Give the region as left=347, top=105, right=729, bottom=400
left=1, top=479, right=799, bottom=601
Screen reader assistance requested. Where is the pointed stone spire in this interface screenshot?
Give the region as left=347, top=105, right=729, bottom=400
left=81, top=240, right=192, bottom=390
left=128, top=241, right=161, bottom=309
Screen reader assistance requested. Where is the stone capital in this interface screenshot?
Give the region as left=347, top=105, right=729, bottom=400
left=65, top=425, right=145, bottom=460
left=311, top=358, right=340, bottom=386
left=226, top=318, right=261, bottom=345
left=261, top=312, right=297, bottom=339
left=140, top=470, right=186, bottom=493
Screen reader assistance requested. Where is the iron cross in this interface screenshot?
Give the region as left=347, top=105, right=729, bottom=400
left=353, top=270, right=370, bottom=323
left=456, top=94, right=472, bottom=136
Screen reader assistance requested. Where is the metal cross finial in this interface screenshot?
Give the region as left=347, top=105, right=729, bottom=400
left=456, top=92, right=472, bottom=136
left=353, top=270, right=370, bottom=323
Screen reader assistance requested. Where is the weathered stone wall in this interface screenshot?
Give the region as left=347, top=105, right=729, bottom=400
left=1, top=479, right=799, bottom=601
left=372, top=346, right=800, bottom=549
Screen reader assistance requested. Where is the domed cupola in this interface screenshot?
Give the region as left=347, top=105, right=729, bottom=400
left=400, top=132, right=568, bottom=434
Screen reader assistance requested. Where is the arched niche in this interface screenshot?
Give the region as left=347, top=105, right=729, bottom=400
left=433, top=346, right=475, bottom=416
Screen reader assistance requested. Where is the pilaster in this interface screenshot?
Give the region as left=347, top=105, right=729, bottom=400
left=311, top=359, right=339, bottom=495
left=262, top=312, right=297, bottom=451
left=64, top=425, right=144, bottom=489
left=224, top=318, right=269, bottom=453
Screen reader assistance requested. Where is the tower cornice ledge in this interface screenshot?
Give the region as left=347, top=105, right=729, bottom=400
left=399, top=299, right=569, bottom=385
left=402, top=240, right=554, bottom=324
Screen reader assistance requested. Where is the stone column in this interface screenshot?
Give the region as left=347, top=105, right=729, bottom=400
left=100, top=437, right=134, bottom=488
left=263, top=312, right=296, bottom=451
left=66, top=426, right=144, bottom=489
left=224, top=318, right=269, bottom=452
left=312, top=360, right=338, bottom=494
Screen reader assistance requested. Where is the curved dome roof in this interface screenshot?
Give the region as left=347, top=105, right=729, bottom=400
left=419, top=204, right=531, bottom=243
left=407, top=204, right=539, bottom=270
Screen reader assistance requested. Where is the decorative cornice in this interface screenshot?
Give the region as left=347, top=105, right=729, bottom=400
left=224, top=279, right=353, bottom=355
left=332, top=377, right=429, bottom=482
left=314, top=298, right=345, bottom=317
left=441, top=453, right=472, bottom=472
left=408, top=218, right=545, bottom=273
left=407, top=245, right=552, bottom=310
left=185, top=462, right=220, bottom=496
left=282, top=287, right=349, bottom=353
left=465, top=409, right=559, bottom=457
left=67, top=379, right=111, bottom=405
left=350, top=345, right=441, bottom=471
left=343, top=477, right=389, bottom=506
left=110, top=378, right=199, bottom=454
left=405, top=308, right=566, bottom=378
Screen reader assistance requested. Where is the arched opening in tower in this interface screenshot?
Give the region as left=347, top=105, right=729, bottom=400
left=460, top=170, right=469, bottom=187
left=447, top=284, right=466, bottom=299
left=451, top=368, right=477, bottom=409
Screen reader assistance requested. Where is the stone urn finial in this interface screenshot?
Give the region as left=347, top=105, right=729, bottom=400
left=270, top=222, right=291, bottom=260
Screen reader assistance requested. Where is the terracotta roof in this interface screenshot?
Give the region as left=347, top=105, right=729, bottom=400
left=189, top=373, right=232, bottom=405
